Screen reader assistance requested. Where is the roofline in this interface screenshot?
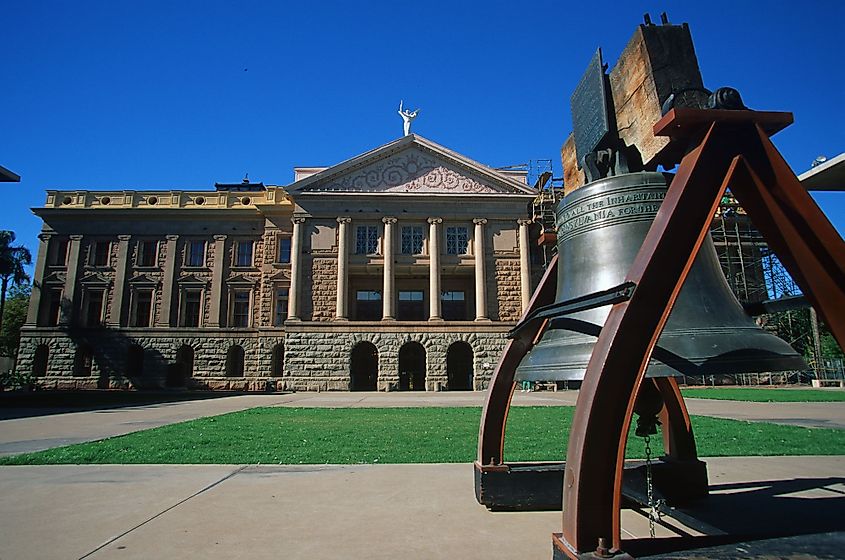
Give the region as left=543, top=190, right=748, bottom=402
left=287, top=134, right=536, bottom=195
left=797, top=152, right=845, bottom=191
left=0, top=164, right=20, bottom=182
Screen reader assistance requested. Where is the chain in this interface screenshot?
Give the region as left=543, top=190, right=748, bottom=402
left=643, top=434, right=664, bottom=538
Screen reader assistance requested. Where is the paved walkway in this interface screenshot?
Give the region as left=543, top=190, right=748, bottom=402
left=1, top=391, right=843, bottom=456
left=0, top=457, right=842, bottom=560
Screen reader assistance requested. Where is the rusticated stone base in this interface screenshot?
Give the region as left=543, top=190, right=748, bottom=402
left=16, top=323, right=511, bottom=392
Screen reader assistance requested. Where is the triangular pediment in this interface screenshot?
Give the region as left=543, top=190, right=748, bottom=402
left=42, top=271, right=66, bottom=284
left=225, top=274, right=257, bottom=286
left=79, top=272, right=110, bottom=285
left=289, top=135, right=535, bottom=196
left=176, top=274, right=207, bottom=286
left=268, top=269, right=291, bottom=281
left=128, top=273, right=158, bottom=286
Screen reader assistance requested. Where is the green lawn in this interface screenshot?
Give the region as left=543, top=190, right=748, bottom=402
left=681, top=387, right=845, bottom=402
left=2, top=406, right=843, bottom=465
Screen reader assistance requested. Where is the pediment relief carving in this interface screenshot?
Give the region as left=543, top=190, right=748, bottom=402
left=268, top=269, right=291, bottom=281
left=305, top=148, right=504, bottom=195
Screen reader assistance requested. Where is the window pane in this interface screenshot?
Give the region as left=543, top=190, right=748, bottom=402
left=93, top=241, right=110, bottom=266
left=183, top=291, right=201, bottom=327
left=51, top=239, right=68, bottom=266
left=355, top=226, right=379, bottom=254
left=441, top=291, right=466, bottom=320
left=401, top=226, right=423, bottom=255
left=47, top=289, right=62, bottom=326
left=398, top=290, right=425, bottom=321
left=356, top=291, right=381, bottom=301
left=278, top=238, right=292, bottom=263
left=274, top=288, right=289, bottom=326
left=236, top=241, right=253, bottom=267
left=86, top=290, right=104, bottom=326
left=232, top=291, right=250, bottom=327
left=138, top=240, right=157, bottom=267
left=188, top=241, right=205, bottom=267
left=446, top=227, right=468, bottom=255
left=134, top=291, right=153, bottom=326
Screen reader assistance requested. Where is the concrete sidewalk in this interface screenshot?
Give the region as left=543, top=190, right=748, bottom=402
left=0, top=457, right=842, bottom=560
left=1, top=391, right=843, bottom=456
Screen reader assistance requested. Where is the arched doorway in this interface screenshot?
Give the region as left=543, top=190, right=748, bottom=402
left=350, top=341, right=378, bottom=391
left=168, top=345, right=194, bottom=387
left=32, top=345, right=49, bottom=377
left=271, top=343, right=284, bottom=376
left=127, top=345, right=144, bottom=378
left=226, top=345, right=245, bottom=377
left=398, top=342, right=426, bottom=391
left=447, top=341, right=474, bottom=391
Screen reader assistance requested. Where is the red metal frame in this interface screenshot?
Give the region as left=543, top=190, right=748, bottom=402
left=553, top=109, right=845, bottom=558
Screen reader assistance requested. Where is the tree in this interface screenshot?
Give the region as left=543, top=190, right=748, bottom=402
left=0, top=284, right=30, bottom=358
left=0, top=231, right=32, bottom=333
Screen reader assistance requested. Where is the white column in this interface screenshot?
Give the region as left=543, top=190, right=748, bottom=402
left=518, top=219, right=533, bottom=312
left=287, top=216, right=305, bottom=321
left=428, top=217, right=442, bottom=320
left=108, top=235, right=132, bottom=327
left=26, top=233, right=51, bottom=325
left=208, top=234, right=227, bottom=327
left=473, top=218, right=488, bottom=321
left=382, top=217, right=397, bottom=320
left=157, top=235, right=179, bottom=327
left=336, top=217, right=351, bottom=320
left=59, top=235, right=83, bottom=326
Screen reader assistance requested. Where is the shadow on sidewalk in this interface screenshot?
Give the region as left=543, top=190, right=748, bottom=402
left=0, top=391, right=251, bottom=420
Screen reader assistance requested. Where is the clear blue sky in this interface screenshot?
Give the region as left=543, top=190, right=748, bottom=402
left=3, top=1, right=844, bottom=267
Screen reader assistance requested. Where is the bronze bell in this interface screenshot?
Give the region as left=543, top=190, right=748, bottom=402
left=515, top=172, right=807, bottom=382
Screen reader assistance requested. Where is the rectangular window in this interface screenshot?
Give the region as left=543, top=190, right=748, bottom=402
left=398, top=290, right=425, bottom=321
left=50, top=239, right=68, bottom=266
left=278, top=237, right=292, bottom=263
left=235, top=240, right=254, bottom=267
left=91, top=241, right=110, bottom=266
left=231, top=290, right=251, bottom=327
left=274, top=288, right=289, bottom=326
left=84, top=289, right=105, bottom=326
left=446, top=227, right=469, bottom=255
left=132, top=290, right=153, bottom=327
left=186, top=240, right=206, bottom=267
left=355, top=225, right=379, bottom=255
left=356, top=290, right=381, bottom=321
left=137, top=240, right=158, bottom=267
left=181, top=290, right=202, bottom=327
left=441, top=290, right=466, bottom=321
left=46, top=288, right=62, bottom=326
left=401, top=226, right=424, bottom=255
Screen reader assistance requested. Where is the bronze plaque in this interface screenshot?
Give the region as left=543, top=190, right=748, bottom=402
left=571, top=49, right=611, bottom=168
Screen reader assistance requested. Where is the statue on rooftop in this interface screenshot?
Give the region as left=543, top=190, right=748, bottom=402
left=398, top=100, right=420, bottom=136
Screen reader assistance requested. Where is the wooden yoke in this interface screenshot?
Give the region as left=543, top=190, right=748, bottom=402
left=554, top=108, right=845, bottom=558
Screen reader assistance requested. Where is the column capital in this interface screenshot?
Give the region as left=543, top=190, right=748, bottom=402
left=213, top=234, right=228, bottom=241
left=337, top=216, right=352, bottom=224
left=292, top=216, right=307, bottom=225
left=166, top=234, right=180, bottom=241
left=382, top=216, right=398, bottom=225
left=37, top=233, right=53, bottom=242
left=473, top=218, right=488, bottom=225
left=69, top=234, right=83, bottom=241
left=427, top=217, right=442, bottom=225
left=517, top=218, right=533, bottom=226
left=117, top=234, right=132, bottom=241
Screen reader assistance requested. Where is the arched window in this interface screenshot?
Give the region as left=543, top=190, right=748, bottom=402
left=32, top=345, right=49, bottom=377
left=398, top=342, right=426, bottom=391
left=126, top=345, right=144, bottom=377
left=226, top=345, right=245, bottom=377
left=350, top=341, right=378, bottom=391
left=271, top=343, right=284, bottom=376
left=168, top=345, right=194, bottom=387
left=74, top=344, right=94, bottom=377
left=446, top=341, right=474, bottom=391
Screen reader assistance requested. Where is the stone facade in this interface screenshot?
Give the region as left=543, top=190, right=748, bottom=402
left=18, top=135, right=541, bottom=391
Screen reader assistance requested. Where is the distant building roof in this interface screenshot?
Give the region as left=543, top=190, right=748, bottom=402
left=798, top=153, right=845, bottom=191
left=214, top=179, right=266, bottom=192
left=0, top=164, right=20, bottom=182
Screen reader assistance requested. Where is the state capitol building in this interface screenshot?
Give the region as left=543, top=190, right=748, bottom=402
left=17, top=135, right=541, bottom=391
